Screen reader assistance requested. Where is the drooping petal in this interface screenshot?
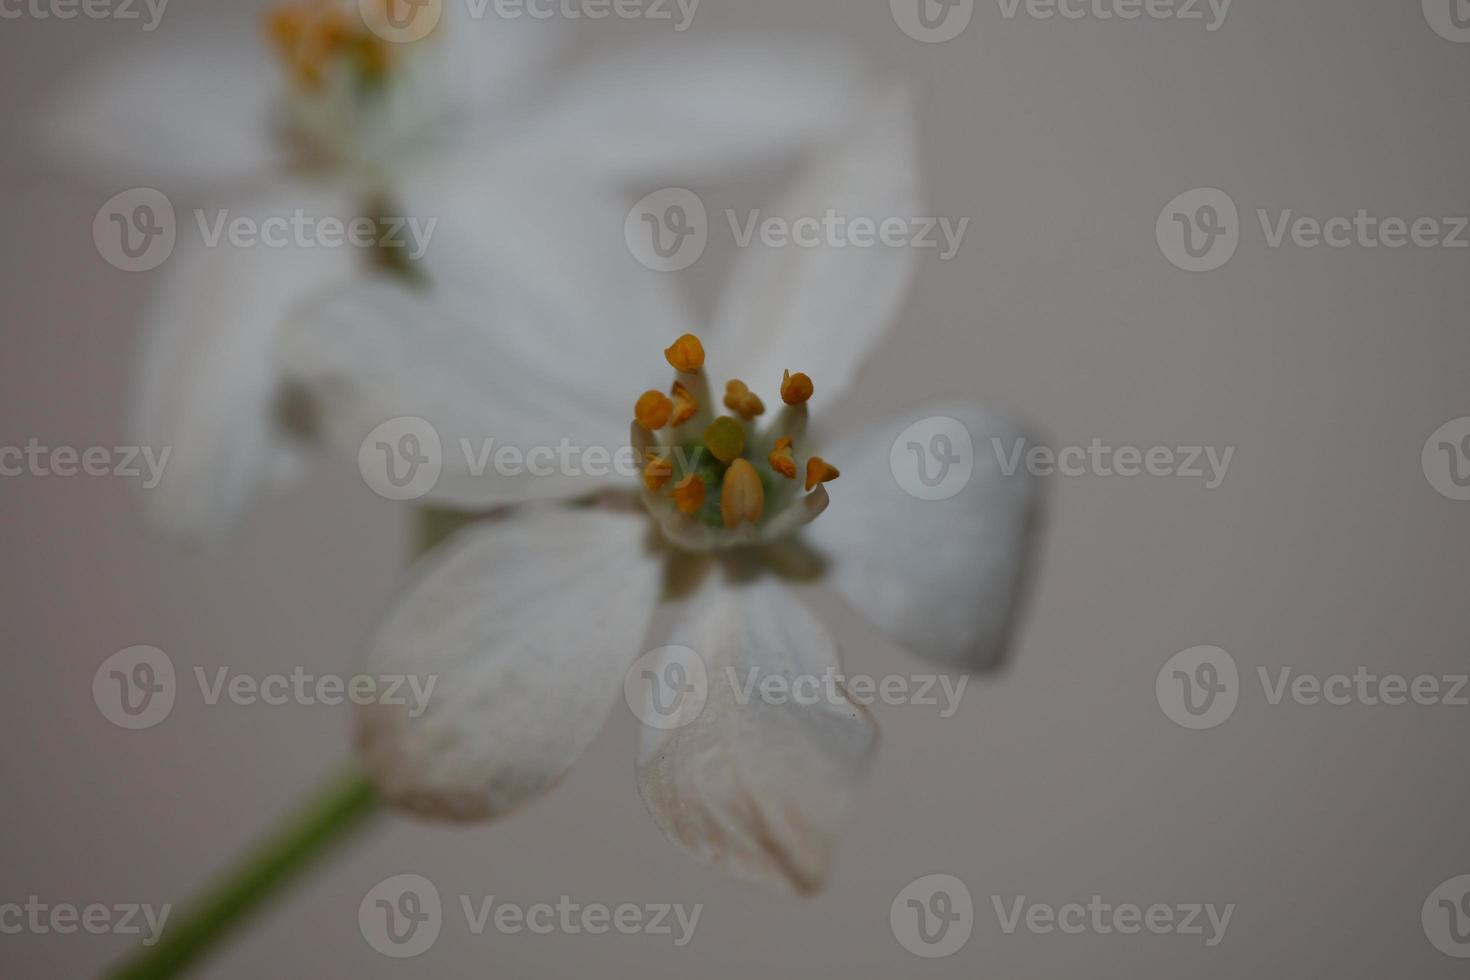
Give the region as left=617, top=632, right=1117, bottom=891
left=704, top=82, right=922, bottom=406
left=357, top=506, right=663, bottom=821
left=506, top=40, right=865, bottom=182
left=40, top=29, right=281, bottom=186
left=131, top=187, right=358, bottom=540
left=805, top=406, right=1040, bottom=671
left=279, top=173, right=688, bottom=507
left=636, top=575, right=877, bottom=894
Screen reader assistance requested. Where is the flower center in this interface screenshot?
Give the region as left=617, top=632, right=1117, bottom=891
left=632, top=334, right=840, bottom=551
left=264, top=0, right=404, bottom=93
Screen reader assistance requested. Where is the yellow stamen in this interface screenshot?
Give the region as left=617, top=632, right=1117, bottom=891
left=723, top=380, right=765, bottom=419
left=264, top=0, right=392, bottom=92
left=781, top=370, right=814, bottom=406
left=664, top=334, right=706, bottom=373
left=672, top=474, right=706, bottom=516
left=669, top=380, right=699, bottom=427
left=769, top=437, right=797, bottom=480
left=643, top=454, right=674, bottom=493
left=721, top=459, right=765, bottom=529
left=703, top=417, right=746, bottom=465
left=634, top=390, right=673, bottom=431
left=805, top=456, right=840, bottom=492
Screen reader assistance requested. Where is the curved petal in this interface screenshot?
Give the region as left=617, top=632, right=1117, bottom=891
left=40, top=32, right=280, bottom=187
left=805, top=406, right=1041, bottom=671
left=704, top=82, right=922, bottom=407
left=507, top=40, right=865, bottom=182
left=636, top=575, right=877, bottom=894
left=356, top=506, right=663, bottom=821
left=280, top=173, right=688, bottom=507
left=131, top=186, right=357, bottom=540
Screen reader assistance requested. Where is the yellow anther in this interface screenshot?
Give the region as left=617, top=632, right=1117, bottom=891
left=769, top=437, right=797, bottom=480
left=703, top=417, right=746, bottom=465
left=265, top=0, right=401, bottom=91
left=723, top=380, right=765, bottom=419
left=720, top=459, right=765, bottom=529
left=781, top=370, right=814, bottom=406
left=804, top=456, right=840, bottom=492
left=669, top=380, right=699, bottom=427
left=643, top=454, right=673, bottom=493
left=672, top=473, right=706, bottom=516
left=664, top=334, right=706, bottom=373
left=634, top=390, right=673, bottom=431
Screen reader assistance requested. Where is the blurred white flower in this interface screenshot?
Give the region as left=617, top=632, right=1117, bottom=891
left=282, top=87, right=1040, bottom=893
left=43, top=0, right=873, bottom=538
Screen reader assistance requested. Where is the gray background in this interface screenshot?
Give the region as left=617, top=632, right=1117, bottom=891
left=3, top=0, right=1469, bottom=976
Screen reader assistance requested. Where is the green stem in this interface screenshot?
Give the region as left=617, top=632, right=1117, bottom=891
left=105, top=766, right=380, bottom=980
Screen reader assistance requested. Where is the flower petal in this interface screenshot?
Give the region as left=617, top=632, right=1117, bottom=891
left=357, top=506, right=663, bottom=821
left=280, top=173, right=687, bottom=507
left=705, top=82, right=922, bottom=406
left=507, top=40, right=865, bottom=182
left=636, top=576, right=877, bottom=894
left=131, top=187, right=357, bottom=540
left=805, top=406, right=1041, bottom=671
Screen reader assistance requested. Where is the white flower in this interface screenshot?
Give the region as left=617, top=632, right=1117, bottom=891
left=280, top=85, right=1041, bottom=894
left=42, top=0, right=872, bottom=539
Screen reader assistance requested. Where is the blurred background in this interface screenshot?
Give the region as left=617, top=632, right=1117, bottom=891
left=3, top=0, right=1469, bottom=976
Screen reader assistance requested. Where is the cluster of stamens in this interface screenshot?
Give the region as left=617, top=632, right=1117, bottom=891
left=265, top=0, right=400, bottom=92
left=632, top=335, right=839, bottom=544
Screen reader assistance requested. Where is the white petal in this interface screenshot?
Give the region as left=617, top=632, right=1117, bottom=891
left=507, top=40, right=865, bottom=182
left=40, top=32, right=279, bottom=186
left=356, top=506, right=663, bottom=820
left=705, top=83, right=922, bottom=405
left=637, top=576, right=877, bottom=894
left=131, top=188, right=357, bottom=540
left=433, top=1, right=565, bottom=125
left=280, top=174, right=687, bottom=507
left=806, top=407, right=1040, bottom=671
